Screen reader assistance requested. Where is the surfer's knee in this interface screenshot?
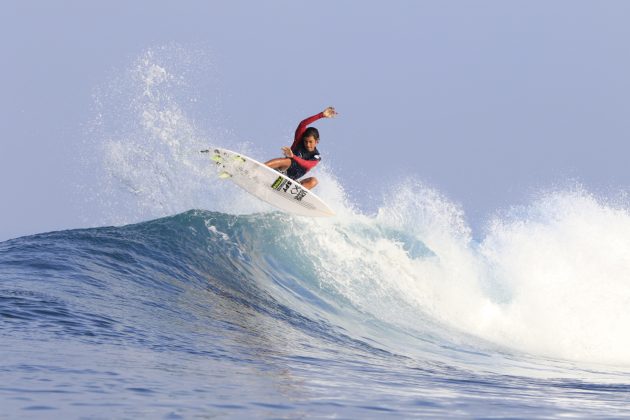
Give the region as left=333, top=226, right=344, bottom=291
left=301, top=177, right=318, bottom=190
left=265, top=158, right=291, bottom=170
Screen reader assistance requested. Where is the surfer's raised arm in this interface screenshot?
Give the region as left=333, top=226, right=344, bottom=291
left=291, top=107, right=338, bottom=150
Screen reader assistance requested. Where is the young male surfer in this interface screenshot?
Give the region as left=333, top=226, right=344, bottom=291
left=265, top=106, right=337, bottom=190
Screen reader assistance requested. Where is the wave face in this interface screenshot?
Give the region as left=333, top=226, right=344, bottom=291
left=3, top=202, right=630, bottom=417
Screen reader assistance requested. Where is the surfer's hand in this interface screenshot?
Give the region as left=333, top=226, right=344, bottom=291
left=282, top=146, right=294, bottom=158
left=323, top=107, right=337, bottom=118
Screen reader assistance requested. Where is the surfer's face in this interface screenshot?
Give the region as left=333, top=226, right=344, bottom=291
left=303, top=135, right=318, bottom=152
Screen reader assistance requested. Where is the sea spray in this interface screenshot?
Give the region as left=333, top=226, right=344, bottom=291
left=284, top=182, right=630, bottom=365
left=477, top=189, right=630, bottom=364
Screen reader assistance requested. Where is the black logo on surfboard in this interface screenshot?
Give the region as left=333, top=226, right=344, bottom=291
left=271, top=176, right=308, bottom=201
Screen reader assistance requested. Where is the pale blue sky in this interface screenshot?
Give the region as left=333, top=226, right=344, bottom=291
left=2, top=1, right=630, bottom=240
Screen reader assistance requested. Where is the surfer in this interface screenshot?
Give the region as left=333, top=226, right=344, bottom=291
left=265, top=107, right=337, bottom=190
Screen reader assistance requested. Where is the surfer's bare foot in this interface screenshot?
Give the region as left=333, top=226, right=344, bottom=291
left=300, top=177, right=318, bottom=190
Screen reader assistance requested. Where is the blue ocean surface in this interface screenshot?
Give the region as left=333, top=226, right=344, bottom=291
left=2, top=209, right=630, bottom=418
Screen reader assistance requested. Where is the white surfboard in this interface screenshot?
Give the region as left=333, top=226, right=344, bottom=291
left=204, top=148, right=335, bottom=217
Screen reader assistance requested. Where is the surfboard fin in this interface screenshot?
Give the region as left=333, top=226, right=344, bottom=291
left=211, top=154, right=222, bottom=163
left=218, top=171, right=232, bottom=179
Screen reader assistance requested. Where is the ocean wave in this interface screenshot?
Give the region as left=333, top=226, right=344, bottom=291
left=4, top=187, right=630, bottom=369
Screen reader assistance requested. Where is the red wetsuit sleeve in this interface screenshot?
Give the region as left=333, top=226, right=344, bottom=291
left=291, top=112, right=325, bottom=150
left=292, top=156, right=320, bottom=170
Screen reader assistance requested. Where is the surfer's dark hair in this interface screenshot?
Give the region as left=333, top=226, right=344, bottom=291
left=302, top=127, right=320, bottom=141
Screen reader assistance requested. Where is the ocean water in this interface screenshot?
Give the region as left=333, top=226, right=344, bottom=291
left=3, top=46, right=630, bottom=418
left=3, top=203, right=630, bottom=418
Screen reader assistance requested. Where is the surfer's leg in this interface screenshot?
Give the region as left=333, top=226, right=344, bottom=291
left=265, top=157, right=291, bottom=171
left=300, top=177, right=318, bottom=190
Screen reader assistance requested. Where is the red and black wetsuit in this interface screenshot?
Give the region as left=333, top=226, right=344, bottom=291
left=286, top=112, right=324, bottom=180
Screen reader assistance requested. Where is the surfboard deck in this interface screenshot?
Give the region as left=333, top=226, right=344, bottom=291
left=206, top=148, right=335, bottom=217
